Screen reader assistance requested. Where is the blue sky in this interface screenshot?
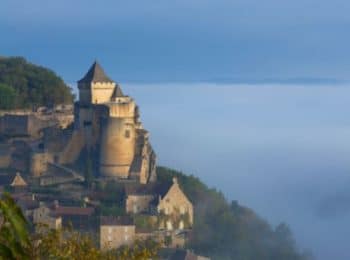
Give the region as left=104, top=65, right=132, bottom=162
left=1, top=0, right=349, bottom=82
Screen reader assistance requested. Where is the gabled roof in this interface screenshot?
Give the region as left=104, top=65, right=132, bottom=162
left=159, top=178, right=191, bottom=203
left=11, top=172, right=27, bottom=187
left=0, top=172, right=27, bottom=187
left=78, top=61, right=114, bottom=84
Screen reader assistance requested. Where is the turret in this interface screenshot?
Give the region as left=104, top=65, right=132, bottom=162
left=99, top=93, right=137, bottom=179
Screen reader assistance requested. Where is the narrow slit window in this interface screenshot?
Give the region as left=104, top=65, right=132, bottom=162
left=125, top=130, right=130, bottom=138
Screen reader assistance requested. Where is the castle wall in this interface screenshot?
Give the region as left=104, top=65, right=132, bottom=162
left=78, top=83, right=92, bottom=106
left=30, top=152, right=54, bottom=177
left=91, top=82, right=115, bottom=104
left=100, top=117, right=136, bottom=179
left=0, top=154, right=11, bottom=168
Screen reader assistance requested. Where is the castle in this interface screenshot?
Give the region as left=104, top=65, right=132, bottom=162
left=73, top=61, right=157, bottom=183
left=0, top=62, right=195, bottom=251
left=0, top=62, right=156, bottom=185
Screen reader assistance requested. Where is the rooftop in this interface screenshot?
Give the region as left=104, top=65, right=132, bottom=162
left=78, top=61, right=114, bottom=84
left=52, top=206, right=95, bottom=216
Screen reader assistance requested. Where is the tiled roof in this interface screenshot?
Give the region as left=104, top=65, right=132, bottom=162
left=10, top=173, right=27, bottom=187
left=78, top=61, right=114, bottom=84
left=111, top=84, right=124, bottom=98
left=0, top=172, right=27, bottom=187
left=52, top=206, right=95, bottom=216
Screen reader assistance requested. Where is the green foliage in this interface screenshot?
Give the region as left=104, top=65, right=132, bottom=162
left=0, top=56, right=74, bottom=108
left=0, top=193, right=31, bottom=260
left=0, top=83, right=17, bottom=109
left=134, top=215, right=157, bottom=230
left=156, top=166, right=314, bottom=260
left=99, top=204, right=125, bottom=216
left=96, top=180, right=126, bottom=216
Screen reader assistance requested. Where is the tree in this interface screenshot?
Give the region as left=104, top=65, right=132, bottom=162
left=0, top=193, right=31, bottom=260
left=156, top=166, right=313, bottom=260
left=0, top=83, right=17, bottom=109
left=0, top=56, right=74, bottom=108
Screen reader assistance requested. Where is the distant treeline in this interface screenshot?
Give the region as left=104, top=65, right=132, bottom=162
left=0, top=56, right=74, bottom=109
left=157, top=167, right=314, bottom=260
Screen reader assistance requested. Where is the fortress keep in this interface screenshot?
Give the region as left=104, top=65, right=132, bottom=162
left=75, top=62, right=156, bottom=183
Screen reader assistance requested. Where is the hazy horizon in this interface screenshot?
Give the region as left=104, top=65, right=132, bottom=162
left=107, top=82, right=350, bottom=260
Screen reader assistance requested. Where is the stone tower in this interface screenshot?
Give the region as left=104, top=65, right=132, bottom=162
left=75, top=61, right=157, bottom=183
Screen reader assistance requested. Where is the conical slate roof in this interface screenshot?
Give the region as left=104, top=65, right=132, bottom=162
left=78, top=61, right=114, bottom=84
left=111, top=84, right=124, bottom=98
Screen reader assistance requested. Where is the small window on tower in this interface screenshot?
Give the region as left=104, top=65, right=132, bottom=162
left=125, top=130, right=130, bottom=138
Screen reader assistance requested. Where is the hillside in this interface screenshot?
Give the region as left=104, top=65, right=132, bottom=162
left=0, top=57, right=74, bottom=109
left=157, top=167, right=313, bottom=260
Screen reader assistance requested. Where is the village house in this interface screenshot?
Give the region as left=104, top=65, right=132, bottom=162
left=157, top=178, right=193, bottom=230
left=125, top=178, right=193, bottom=231
left=100, top=216, right=135, bottom=251
left=50, top=200, right=95, bottom=230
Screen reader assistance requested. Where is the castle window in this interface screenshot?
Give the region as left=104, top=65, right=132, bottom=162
left=125, top=130, right=130, bottom=138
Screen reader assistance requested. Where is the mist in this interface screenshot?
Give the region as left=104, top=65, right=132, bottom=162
left=113, top=82, right=350, bottom=260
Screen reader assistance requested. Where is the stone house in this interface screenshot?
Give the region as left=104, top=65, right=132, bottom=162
left=157, top=178, right=193, bottom=231
left=125, top=178, right=193, bottom=231
left=100, top=216, right=135, bottom=251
